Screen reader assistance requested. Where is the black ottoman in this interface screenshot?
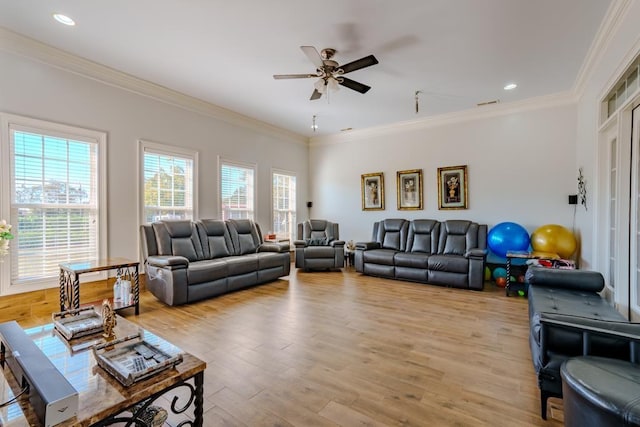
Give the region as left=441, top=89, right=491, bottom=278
left=561, top=356, right=640, bottom=426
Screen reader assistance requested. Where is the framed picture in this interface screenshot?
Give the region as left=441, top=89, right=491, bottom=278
left=361, top=172, right=385, bottom=210
left=437, top=165, right=468, bottom=210
left=396, top=169, right=423, bottom=210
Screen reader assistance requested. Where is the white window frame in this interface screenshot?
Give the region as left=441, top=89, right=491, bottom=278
left=218, top=157, right=257, bottom=221
left=138, top=139, right=198, bottom=225
left=0, top=113, right=107, bottom=295
left=271, top=169, right=297, bottom=241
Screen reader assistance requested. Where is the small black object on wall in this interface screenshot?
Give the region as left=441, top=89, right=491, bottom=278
left=307, top=201, right=313, bottom=208
left=568, top=195, right=578, bottom=205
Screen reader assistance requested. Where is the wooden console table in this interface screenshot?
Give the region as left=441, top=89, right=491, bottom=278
left=0, top=316, right=206, bottom=426
left=59, top=258, right=140, bottom=315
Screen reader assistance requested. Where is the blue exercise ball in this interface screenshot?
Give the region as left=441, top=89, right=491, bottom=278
left=488, top=222, right=530, bottom=258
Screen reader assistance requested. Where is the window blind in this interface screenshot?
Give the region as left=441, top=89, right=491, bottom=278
left=220, top=161, right=255, bottom=220
left=272, top=172, right=296, bottom=240
left=142, top=148, right=194, bottom=223
left=10, top=129, right=99, bottom=284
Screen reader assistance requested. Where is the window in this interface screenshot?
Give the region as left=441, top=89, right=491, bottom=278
left=1, top=114, right=106, bottom=293
left=140, top=140, right=197, bottom=224
left=272, top=171, right=296, bottom=241
left=219, top=159, right=255, bottom=220
left=605, top=54, right=640, bottom=119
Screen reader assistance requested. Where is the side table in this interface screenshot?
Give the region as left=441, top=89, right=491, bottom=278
left=345, top=249, right=355, bottom=267
left=505, top=251, right=560, bottom=296
left=59, top=257, right=140, bottom=314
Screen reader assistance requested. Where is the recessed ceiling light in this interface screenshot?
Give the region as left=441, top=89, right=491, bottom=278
left=504, top=83, right=518, bottom=91
left=53, top=13, right=76, bottom=26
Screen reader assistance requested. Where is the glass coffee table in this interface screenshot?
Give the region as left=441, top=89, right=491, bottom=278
left=0, top=315, right=206, bottom=426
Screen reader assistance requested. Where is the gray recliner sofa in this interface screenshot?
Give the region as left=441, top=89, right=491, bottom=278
left=140, top=218, right=290, bottom=306
left=355, top=218, right=487, bottom=290
left=294, top=219, right=345, bottom=270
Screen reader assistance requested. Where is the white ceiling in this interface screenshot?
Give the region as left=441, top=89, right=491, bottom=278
left=0, top=0, right=613, bottom=138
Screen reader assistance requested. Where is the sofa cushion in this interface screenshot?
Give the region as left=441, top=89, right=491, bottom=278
left=438, top=220, right=478, bottom=255
left=406, top=219, right=439, bottom=254
left=394, top=252, right=429, bottom=268
left=257, top=252, right=290, bottom=270
left=152, top=220, right=203, bottom=261
left=187, top=259, right=228, bottom=284
left=197, top=219, right=234, bottom=259
left=363, top=249, right=397, bottom=266
left=375, top=219, right=408, bottom=251
left=226, top=255, right=258, bottom=275
left=228, top=219, right=261, bottom=255
left=306, top=237, right=329, bottom=246
left=528, top=286, right=625, bottom=337
left=303, top=246, right=336, bottom=258
left=428, top=254, right=468, bottom=274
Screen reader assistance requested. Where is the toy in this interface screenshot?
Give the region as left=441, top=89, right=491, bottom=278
left=495, top=277, right=507, bottom=287
left=487, top=222, right=530, bottom=258
left=492, top=267, right=507, bottom=280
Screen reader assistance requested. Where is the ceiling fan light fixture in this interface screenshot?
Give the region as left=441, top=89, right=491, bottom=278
left=504, top=83, right=518, bottom=90
left=327, top=77, right=340, bottom=92
left=314, top=78, right=327, bottom=94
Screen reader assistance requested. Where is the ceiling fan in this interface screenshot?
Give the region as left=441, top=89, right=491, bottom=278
left=273, top=46, right=379, bottom=100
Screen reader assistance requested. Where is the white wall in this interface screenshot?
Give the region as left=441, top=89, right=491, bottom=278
left=575, top=1, right=640, bottom=270
left=309, top=103, right=578, bottom=248
left=0, top=50, right=309, bottom=267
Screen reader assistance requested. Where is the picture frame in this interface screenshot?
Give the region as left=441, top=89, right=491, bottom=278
left=396, top=169, right=423, bottom=210
left=361, top=172, right=385, bottom=210
left=437, top=165, right=468, bottom=210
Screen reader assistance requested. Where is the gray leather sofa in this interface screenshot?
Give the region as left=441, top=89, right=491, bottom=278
left=140, top=218, right=290, bottom=306
left=526, top=267, right=640, bottom=419
left=354, top=218, right=487, bottom=290
left=294, top=219, right=345, bottom=270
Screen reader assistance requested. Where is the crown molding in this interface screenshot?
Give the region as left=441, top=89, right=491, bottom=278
left=309, top=91, right=577, bottom=147
left=0, top=27, right=308, bottom=146
left=573, top=0, right=633, bottom=97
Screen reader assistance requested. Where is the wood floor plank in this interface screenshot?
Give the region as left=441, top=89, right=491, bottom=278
left=18, top=267, right=563, bottom=426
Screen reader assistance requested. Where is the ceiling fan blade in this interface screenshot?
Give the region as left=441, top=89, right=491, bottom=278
left=300, top=46, right=324, bottom=69
left=339, top=55, right=379, bottom=74
left=339, top=77, right=371, bottom=94
left=273, top=73, right=318, bottom=79
left=310, top=89, right=323, bottom=100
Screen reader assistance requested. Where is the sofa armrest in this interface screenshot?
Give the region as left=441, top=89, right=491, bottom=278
left=540, top=313, right=640, bottom=362
left=526, top=266, right=604, bottom=292
left=146, top=255, right=189, bottom=269
left=294, top=239, right=307, bottom=248
left=258, top=242, right=287, bottom=253
left=330, top=240, right=345, bottom=248
left=465, top=248, right=487, bottom=259
left=356, top=241, right=380, bottom=250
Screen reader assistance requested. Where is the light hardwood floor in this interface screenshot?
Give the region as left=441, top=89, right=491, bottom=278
left=22, top=267, right=564, bottom=426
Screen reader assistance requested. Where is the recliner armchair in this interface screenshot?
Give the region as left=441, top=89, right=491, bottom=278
left=294, top=219, right=345, bottom=270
